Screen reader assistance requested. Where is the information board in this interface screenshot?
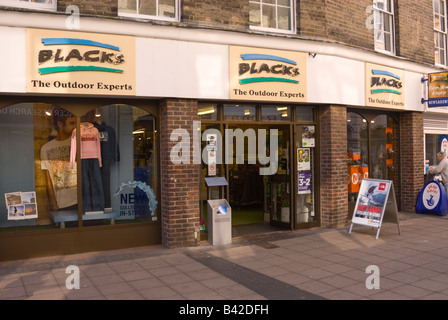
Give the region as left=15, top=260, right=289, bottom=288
left=349, top=178, right=400, bottom=239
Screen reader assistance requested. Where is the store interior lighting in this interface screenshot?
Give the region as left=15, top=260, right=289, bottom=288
left=45, top=105, right=55, bottom=116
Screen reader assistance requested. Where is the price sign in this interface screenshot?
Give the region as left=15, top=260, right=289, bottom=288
left=298, top=171, right=311, bottom=194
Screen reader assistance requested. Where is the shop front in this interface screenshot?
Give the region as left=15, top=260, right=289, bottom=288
left=424, top=72, right=448, bottom=174
left=0, top=22, right=432, bottom=260
left=197, top=46, right=320, bottom=234
left=0, top=28, right=164, bottom=261
left=346, top=63, right=406, bottom=215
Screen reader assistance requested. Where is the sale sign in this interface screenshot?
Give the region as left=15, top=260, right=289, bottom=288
left=298, top=171, right=312, bottom=194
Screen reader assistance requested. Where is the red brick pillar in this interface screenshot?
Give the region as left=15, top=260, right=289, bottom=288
left=400, top=112, right=424, bottom=212
left=160, top=99, right=200, bottom=248
left=319, top=105, right=348, bottom=228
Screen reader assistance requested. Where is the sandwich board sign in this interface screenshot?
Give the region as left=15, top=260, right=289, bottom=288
left=348, top=178, right=400, bottom=240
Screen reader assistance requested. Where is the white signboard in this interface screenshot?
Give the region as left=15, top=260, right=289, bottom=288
left=349, top=178, right=400, bottom=239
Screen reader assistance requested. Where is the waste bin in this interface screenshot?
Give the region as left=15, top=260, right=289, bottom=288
left=207, top=199, right=232, bottom=245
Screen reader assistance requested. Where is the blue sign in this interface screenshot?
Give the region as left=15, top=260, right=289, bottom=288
left=416, top=180, right=448, bottom=216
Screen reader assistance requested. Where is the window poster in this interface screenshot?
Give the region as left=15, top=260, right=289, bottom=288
left=5, top=191, right=38, bottom=220
left=297, top=148, right=310, bottom=171
left=298, top=171, right=312, bottom=194
left=302, top=126, right=315, bottom=147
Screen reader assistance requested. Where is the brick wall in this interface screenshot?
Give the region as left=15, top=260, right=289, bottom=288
left=319, top=105, right=348, bottom=228
left=400, top=112, right=424, bottom=212
left=395, top=0, right=434, bottom=65
left=298, top=0, right=327, bottom=38
left=159, top=99, right=200, bottom=248
left=299, top=0, right=373, bottom=49
left=182, top=0, right=249, bottom=29
left=57, top=0, right=117, bottom=17
left=299, top=0, right=434, bottom=65
left=6, top=0, right=436, bottom=65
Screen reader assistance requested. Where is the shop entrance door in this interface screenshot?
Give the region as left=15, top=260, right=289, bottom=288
left=294, top=124, right=318, bottom=228
left=226, top=124, right=291, bottom=233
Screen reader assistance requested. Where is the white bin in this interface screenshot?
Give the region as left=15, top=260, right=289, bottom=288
left=207, top=199, right=232, bottom=245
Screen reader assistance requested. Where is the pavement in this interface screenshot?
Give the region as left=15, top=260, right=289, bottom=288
left=1, top=211, right=448, bottom=302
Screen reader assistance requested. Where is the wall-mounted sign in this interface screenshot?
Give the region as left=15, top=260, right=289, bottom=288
left=26, top=28, right=136, bottom=95
left=428, top=72, right=448, bottom=107
left=365, top=63, right=405, bottom=109
left=229, top=46, right=307, bottom=102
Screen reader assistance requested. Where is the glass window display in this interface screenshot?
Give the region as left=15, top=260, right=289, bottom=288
left=0, top=103, right=158, bottom=232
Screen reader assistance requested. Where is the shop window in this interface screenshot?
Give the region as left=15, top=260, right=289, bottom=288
left=80, top=105, right=158, bottom=225
left=261, top=106, right=291, bottom=121
left=0, top=103, right=77, bottom=230
left=118, top=0, right=179, bottom=21
left=296, top=106, right=314, bottom=122
left=223, top=104, right=256, bottom=121
left=0, top=0, right=56, bottom=11
left=347, top=112, right=399, bottom=207
left=0, top=103, right=158, bottom=233
left=347, top=112, right=369, bottom=203
left=370, top=115, right=397, bottom=181
left=426, top=134, right=448, bottom=171
left=198, top=103, right=218, bottom=121
left=249, top=0, right=295, bottom=34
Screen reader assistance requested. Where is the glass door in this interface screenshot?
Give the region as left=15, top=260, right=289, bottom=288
left=294, top=125, right=317, bottom=228
left=268, top=125, right=291, bottom=227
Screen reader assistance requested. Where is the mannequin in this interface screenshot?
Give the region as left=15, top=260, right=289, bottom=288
left=93, top=114, right=120, bottom=209
left=70, top=122, right=105, bottom=213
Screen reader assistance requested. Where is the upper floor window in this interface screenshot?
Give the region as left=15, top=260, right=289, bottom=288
left=434, top=0, right=448, bottom=66
left=0, top=0, right=56, bottom=11
left=249, top=0, right=295, bottom=34
left=118, top=0, right=179, bottom=21
left=373, top=0, right=395, bottom=55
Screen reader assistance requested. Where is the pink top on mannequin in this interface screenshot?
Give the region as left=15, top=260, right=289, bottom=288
left=70, top=122, right=102, bottom=168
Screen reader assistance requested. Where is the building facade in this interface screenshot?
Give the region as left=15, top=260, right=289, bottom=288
left=0, top=0, right=444, bottom=261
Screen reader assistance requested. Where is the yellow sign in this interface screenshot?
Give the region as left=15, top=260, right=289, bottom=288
left=26, top=28, right=135, bottom=95
left=229, top=46, right=307, bottom=102
left=365, top=63, right=405, bottom=109
left=428, top=72, right=448, bottom=107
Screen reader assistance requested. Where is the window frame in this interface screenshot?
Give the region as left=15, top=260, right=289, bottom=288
left=434, top=0, right=448, bottom=66
left=249, top=0, right=296, bottom=35
left=373, top=0, right=396, bottom=55
left=0, top=0, right=57, bottom=11
left=118, top=0, right=180, bottom=22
